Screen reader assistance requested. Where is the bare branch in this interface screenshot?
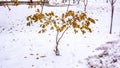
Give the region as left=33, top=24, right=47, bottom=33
left=56, top=31, right=59, bottom=45
left=84, top=0, right=88, bottom=5
left=109, top=0, right=117, bottom=4
left=57, top=26, right=70, bottom=43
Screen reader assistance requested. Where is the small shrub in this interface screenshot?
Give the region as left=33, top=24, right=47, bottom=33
left=26, top=9, right=95, bottom=56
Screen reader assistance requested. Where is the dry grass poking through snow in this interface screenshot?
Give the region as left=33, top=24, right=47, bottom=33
left=86, top=37, right=120, bottom=68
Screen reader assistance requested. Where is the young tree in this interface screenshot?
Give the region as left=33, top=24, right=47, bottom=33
left=26, top=9, right=95, bottom=56
left=109, top=0, right=117, bottom=34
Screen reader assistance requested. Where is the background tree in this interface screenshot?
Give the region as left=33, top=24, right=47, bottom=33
left=67, top=0, right=70, bottom=11
left=106, top=0, right=108, bottom=3
left=77, top=0, right=80, bottom=4
left=109, top=0, right=117, bottom=34
left=73, top=0, right=75, bottom=3
left=41, top=0, right=45, bottom=13
left=83, top=0, right=88, bottom=12
left=26, top=9, right=95, bottom=56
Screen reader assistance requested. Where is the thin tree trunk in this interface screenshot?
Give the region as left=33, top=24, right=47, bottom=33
left=77, top=0, right=80, bottom=4
left=84, top=5, right=87, bottom=12
left=67, top=0, right=70, bottom=12
left=54, top=31, right=60, bottom=56
left=106, top=0, right=108, bottom=3
left=110, top=5, right=114, bottom=34
left=55, top=42, right=60, bottom=56
left=73, top=0, right=75, bottom=4
left=84, top=0, right=88, bottom=12
left=41, top=0, right=45, bottom=13
left=109, top=0, right=116, bottom=34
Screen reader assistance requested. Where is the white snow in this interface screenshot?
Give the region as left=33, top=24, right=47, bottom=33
left=0, top=0, right=120, bottom=68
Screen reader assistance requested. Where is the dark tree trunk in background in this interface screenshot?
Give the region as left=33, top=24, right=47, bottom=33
left=106, top=0, right=108, bottom=3
left=109, top=0, right=117, bottom=34
left=84, top=0, right=88, bottom=12
left=67, top=0, right=70, bottom=11
left=110, top=5, right=114, bottom=34
left=77, top=0, right=80, bottom=4
left=73, top=0, right=75, bottom=3
left=41, top=0, right=45, bottom=13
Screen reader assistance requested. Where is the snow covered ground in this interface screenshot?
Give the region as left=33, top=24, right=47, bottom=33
left=0, top=0, right=120, bottom=68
